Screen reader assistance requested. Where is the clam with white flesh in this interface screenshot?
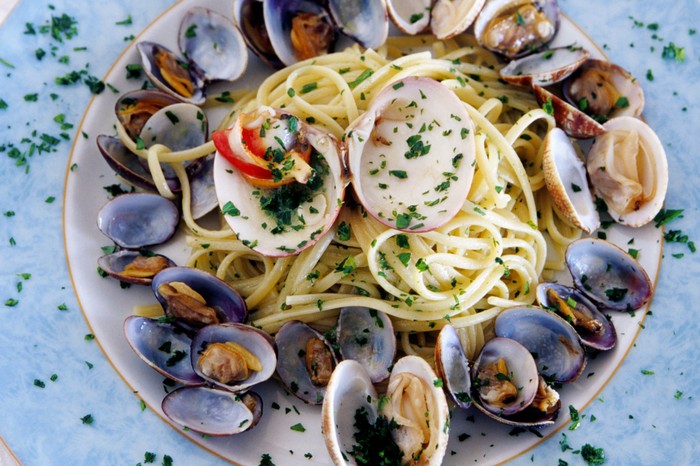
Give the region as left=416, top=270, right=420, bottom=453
left=326, top=0, right=389, bottom=49
left=275, top=320, right=338, bottom=405
left=431, top=0, right=486, bottom=39
left=563, top=59, right=644, bottom=120
left=566, top=238, right=652, bottom=312
left=381, top=355, right=450, bottom=465
left=191, top=323, right=277, bottom=393
left=345, top=76, right=476, bottom=232
left=213, top=107, right=346, bottom=257
left=386, top=0, right=432, bottom=35
left=536, top=282, right=617, bottom=351
left=434, top=324, right=472, bottom=409
left=542, top=127, right=600, bottom=233
left=586, top=116, right=668, bottom=227
left=474, top=0, right=560, bottom=59
left=495, top=306, right=586, bottom=383
left=162, top=387, right=263, bottom=436
left=533, top=84, right=606, bottom=139
left=500, top=46, right=590, bottom=87
left=337, top=307, right=396, bottom=383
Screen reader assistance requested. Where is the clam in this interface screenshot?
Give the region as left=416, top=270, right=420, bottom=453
left=275, top=320, right=338, bottom=405
left=500, top=46, right=590, bottom=87
left=152, top=267, right=248, bottom=328
left=434, top=324, right=472, bottom=409
left=189, top=155, right=218, bottom=219
left=321, top=360, right=381, bottom=465
left=471, top=337, right=541, bottom=420
left=336, top=307, right=396, bottom=383
left=97, top=250, right=175, bottom=285
left=115, top=89, right=181, bottom=140
left=533, top=84, right=606, bottom=138
left=234, top=0, right=284, bottom=68
left=123, top=315, right=203, bottom=386
left=344, top=76, right=476, bottom=232
left=379, top=355, right=450, bottom=465
left=566, top=238, right=652, bottom=312
left=96, top=135, right=166, bottom=192
left=431, top=0, right=486, bottom=39
left=474, top=0, right=560, bottom=59
left=327, top=0, right=389, bottom=49
left=138, top=8, right=247, bottom=104
left=139, top=102, right=208, bottom=153
left=190, top=323, right=277, bottom=393
left=263, top=0, right=337, bottom=67
left=537, top=282, right=616, bottom=351
left=495, top=306, right=586, bottom=383
left=162, top=386, right=263, bottom=436
left=586, top=116, right=668, bottom=227
left=97, top=193, right=179, bottom=249
left=213, top=107, right=346, bottom=257
left=386, top=0, right=432, bottom=35
left=542, top=127, right=600, bottom=233
left=563, top=59, right=644, bottom=121
left=178, top=7, right=248, bottom=83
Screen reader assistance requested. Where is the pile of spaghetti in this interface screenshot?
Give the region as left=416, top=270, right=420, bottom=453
left=134, top=34, right=581, bottom=361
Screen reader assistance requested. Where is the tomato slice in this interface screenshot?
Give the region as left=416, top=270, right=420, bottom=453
left=212, top=129, right=272, bottom=180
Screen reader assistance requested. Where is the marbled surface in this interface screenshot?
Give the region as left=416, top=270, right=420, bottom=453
left=0, top=1, right=698, bottom=465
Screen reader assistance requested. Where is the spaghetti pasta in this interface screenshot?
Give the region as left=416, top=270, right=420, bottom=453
left=123, top=36, right=581, bottom=360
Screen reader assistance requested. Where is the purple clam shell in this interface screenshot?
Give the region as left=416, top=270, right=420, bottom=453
left=495, top=306, right=586, bottom=383
left=97, top=193, right=179, bottom=249
left=190, top=323, right=277, bottom=393
left=337, top=306, right=395, bottom=383
left=151, top=267, right=248, bottom=326
left=162, top=386, right=260, bottom=436
left=537, top=282, right=617, bottom=351
left=123, top=315, right=203, bottom=386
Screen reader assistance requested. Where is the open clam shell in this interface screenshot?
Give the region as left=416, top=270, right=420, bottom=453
left=234, top=0, right=284, bottom=69
left=123, top=315, right=203, bottom=386
left=537, top=282, right=617, bottom=351
left=566, top=238, right=652, bottom=312
left=495, top=306, right=586, bottom=383
left=500, top=46, right=589, bottom=87
left=98, top=250, right=175, bottom=285
left=115, top=89, right=181, bottom=140
left=533, top=84, right=606, bottom=139
left=275, top=320, right=338, bottom=405
left=586, top=116, right=668, bottom=227
left=432, top=0, right=486, bottom=39
left=344, top=76, right=476, bottom=232
left=162, top=386, right=262, bottom=436
left=321, top=359, right=379, bottom=466
left=190, top=323, right=277, bottom=393
left=178, top=7, right=248, bottom=83
left=327, top=0, right=388, bottom=49
left=542, top=127, right=600, bottom=233
left=386, top=0, right=432, bottom=35
left=434, top=324, right=472, bottom=409
left=473, top=0, right=560, bottom=59
left=137, top=41, right=206, bottom=105
left=337, top=307, right=395, bottom=383
left=563, top=58, right=644, bottom=120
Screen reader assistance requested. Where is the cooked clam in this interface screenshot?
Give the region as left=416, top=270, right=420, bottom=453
left=586, top=116, right=668, bottom=227
left=542, top=127, right=600, bottom=233
left=98, top=250, right=175, bottom=285
left=566, top=238, right=652, bottom=312
left=137, top=41, right=206, bottom=105
left=344, top=77, right=476, bottom=232
left=327, top=0, right=389, bottom=49
left=500, top=46, right=590, bottom=87
left=386, top=0, right=432, bottom=35
left=431, top=0, right=486, bottom=39
left=474, top=0, right=560, bottom=58
left=533, top=84, right=606, bottom=138
left=563, top=58, right=644, bottom=121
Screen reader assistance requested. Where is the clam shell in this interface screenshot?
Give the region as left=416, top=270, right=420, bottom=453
left=500, top=46, right=590, bottom=87
left=337, top=307, right=396, bottom=383
left=162, top=386, right=260, bottom=436
left=434, top=324, right=472, bottom=409
left=495, top=306, right=586, bottom=383
left=431, top=0, right=486, bottom=39
left=566, top=238, right=652, bottom=312
left=542, top=127, right=600, bottom=233
left=137, top=41, right=206, bottom=105
left=386, top=0, right=431, bottom=35
left=586, top=116, right=668, bottom=227
left=533, top=84, right=606, bottom=139
left=327, top=0, right=388, bottom=49
left=97, top=250, right=176, bottom=285
left=97, top=193, right=179, bottom=249
left=234, top=0, right=284, bottom=69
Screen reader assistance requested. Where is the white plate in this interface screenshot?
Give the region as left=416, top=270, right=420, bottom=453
left=64, top=1, right=662, bottom=464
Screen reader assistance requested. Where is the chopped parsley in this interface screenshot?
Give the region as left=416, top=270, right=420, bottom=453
left=348, top=407, right=402, bottom=465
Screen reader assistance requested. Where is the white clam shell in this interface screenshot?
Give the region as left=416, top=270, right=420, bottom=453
left=431, top=0, right=486, bottom=39
left=543, top=127, right=600, bottom=233
left=586, top=116, right=668, bottom=227
left=500, top=46, right=590, bottom=87
left=386, top=0, right=432, bottom=35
